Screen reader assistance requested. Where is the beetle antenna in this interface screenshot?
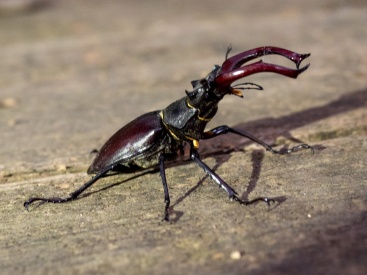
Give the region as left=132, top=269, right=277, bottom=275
left=225, top=44, right=232, bottom=60
left=232, top=82, right=263, bottom=90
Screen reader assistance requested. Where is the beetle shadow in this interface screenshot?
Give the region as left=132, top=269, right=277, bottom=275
left=240, top=149, right=287, bottom=209
left=70, top=88, right=366, bottom=221
left=85, top=170, right=155, bottom=195
left=243, top=150, right=287, bottom=210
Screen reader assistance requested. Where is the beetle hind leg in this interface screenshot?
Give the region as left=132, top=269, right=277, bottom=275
left=24, top=196, right=73, bottom=210
left=24, top=169, right=109, bottom=210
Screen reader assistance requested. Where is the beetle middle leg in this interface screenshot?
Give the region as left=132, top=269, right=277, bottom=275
left=190, top=147, right=273, bottom=206
left=158, top=154, right=171, bottom=222
left=202, top=125, right=313, bottom=154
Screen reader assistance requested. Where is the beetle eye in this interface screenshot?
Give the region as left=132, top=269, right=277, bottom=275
left=185, top=89, right=198, bottom=99
left=191, top=79, right=200, bottom=88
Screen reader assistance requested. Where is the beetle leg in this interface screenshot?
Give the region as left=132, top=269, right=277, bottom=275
left=158, top=154, right=171, bottom=222
left=24, top=169, right=109, bottom=210
left=202, top=125, right=313, bottom=155
left=190, top=147, right=272, bottom=206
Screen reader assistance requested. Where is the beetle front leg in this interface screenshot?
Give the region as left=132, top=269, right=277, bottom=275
left=202, top=125, right=313, bottom=155
left=190, top=147, right=273, bottom=206
left=158, top=154, right=171, bottom=222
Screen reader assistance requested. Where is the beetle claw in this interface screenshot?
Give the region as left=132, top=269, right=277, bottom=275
left=267, top=143, right=313, bottom=155
left=231, top=194, right=275, bottom=206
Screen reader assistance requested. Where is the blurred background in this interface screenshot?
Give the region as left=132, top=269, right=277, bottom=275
left=1, top=0, right=366, bottom=174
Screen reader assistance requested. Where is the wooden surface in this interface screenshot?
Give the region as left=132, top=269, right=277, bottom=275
left=1, top=0, right=366, bottom=274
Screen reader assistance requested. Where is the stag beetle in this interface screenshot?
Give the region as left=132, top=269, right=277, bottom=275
left=24, top=46, right=311, bottom=221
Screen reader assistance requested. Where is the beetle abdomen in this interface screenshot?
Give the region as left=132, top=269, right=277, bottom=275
left=88, top=111, right=166, bottom=174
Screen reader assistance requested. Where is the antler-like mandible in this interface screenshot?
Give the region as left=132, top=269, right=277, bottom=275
left=215, top=46, right=310, bottom=87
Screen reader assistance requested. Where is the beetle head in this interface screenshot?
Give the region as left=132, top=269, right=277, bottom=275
left=185, top=46, right=310, bottom=114
left=185, top=65, right=224, bottom=114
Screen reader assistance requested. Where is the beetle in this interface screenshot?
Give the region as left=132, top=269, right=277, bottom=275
left=24, top=46, right=311, bottom=221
